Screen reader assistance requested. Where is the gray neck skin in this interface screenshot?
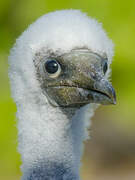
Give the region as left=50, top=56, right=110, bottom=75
left=19, top=98, right=93, bottom=180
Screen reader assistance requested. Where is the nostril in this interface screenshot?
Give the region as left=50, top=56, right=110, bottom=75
left=103, top=61, right=108, bottom=74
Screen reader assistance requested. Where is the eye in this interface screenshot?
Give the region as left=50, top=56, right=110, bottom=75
left=103, top=61, right=108, bottom=74
left=44, top=59, right=61, bottom=78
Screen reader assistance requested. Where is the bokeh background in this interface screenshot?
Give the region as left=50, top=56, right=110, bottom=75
left=0, top=0, right=135, bottom=179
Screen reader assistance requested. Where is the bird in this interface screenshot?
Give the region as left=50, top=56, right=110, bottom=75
left=8, top=9, right=116, bottom=180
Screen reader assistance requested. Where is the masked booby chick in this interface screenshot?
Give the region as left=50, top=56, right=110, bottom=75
left=9, top=9, right=116, bottom=180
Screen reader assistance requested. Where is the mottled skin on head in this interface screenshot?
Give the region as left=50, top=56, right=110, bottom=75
left=34, top=48, right=116, bottom=108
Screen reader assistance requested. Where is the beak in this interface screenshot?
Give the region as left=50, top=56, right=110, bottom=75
left=65, top=50, right=117, bottom=105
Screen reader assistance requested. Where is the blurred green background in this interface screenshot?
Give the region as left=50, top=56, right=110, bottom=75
left=0, top=0, right=135, bottom=179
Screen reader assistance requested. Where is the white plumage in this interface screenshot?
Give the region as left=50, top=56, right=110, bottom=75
left=9, top=10, right=114, bottom=180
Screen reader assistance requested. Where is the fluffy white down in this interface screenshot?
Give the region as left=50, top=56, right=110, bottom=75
left=8, top=9, right=114, bottom=179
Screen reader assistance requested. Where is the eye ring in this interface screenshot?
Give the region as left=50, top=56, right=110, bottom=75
left=44, top=59, right=61, bottom=78
left=103, top=61, right=108, bottom=74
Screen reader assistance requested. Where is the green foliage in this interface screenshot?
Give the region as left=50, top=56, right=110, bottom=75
left=0, top=0, right=135, bottom=179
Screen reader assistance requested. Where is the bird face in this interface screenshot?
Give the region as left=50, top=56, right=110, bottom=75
left=35, top=49, right=116, bottom=107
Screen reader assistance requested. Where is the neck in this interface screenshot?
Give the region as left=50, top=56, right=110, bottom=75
left=17, top=96, right=96, bottom=180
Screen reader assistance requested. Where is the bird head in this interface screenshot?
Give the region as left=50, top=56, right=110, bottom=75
left=35, top=48, right=116, bottom=107
left=9, top=10, right=116, bottom=108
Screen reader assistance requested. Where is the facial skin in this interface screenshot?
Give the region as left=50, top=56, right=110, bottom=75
left=34, top=49, right=116, bottom=107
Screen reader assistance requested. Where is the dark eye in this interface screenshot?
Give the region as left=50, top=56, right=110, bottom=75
left=103, top=61, right=108, bottom=74
left=45, top=59, right=61, bottom=78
